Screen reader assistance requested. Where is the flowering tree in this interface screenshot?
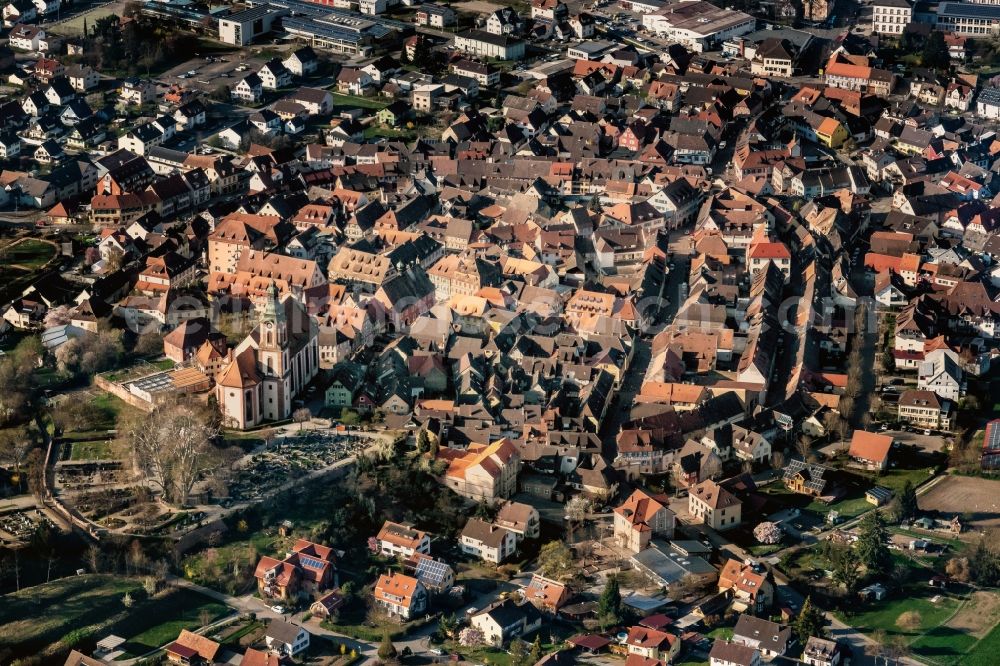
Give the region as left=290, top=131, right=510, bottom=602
left=459, top=627, right=485, bottom=648
left=754, top=521, right=783, bottom=545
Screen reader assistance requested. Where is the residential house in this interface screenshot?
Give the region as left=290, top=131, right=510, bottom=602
left=689, top=479, right=742, bottom=530
left=65, top=65, right=100, bottom=92
left=732, top=615, right=792, bottom=661
left=625, top=625, right=680, bottom=663
left=259, top=59, right=293, bottom=90
left=802, top=636, right=840, bottom=666
left=416, top=3, right=456, bottom=28
left=283, top=46, right=318, bottom=77
left=614, top=489, right=676, bottom=553
left=407, top=553, right=455, bottom=592
left=233, top=73, right=264, bottom=103
left=373, top=572, right=428, bottom=619
left=438, top=438, right=521, bottom=503
left=718, top=559, right=773, bottom=615
left=710, top=642, right=761, bottom=666
left=120, top=78, right=155, bottom=106
left=782, top=459, right=830, bottom=497
left=9, top=24, right=44, bottom=52
left=897, top=389, right=954, bottom=430
left=848, top=431, right=893, bottom=471
left=165, top=630, right=219, bottom=665
left=521, top=574, right=569, bottom=613
left=918, top=347, right=964, bottom=400
left=460, top=518, right=517, bottom=563
left=290, top=87, right=333, bottom=116
left=376, top=521, right=431, bottom=558
left=470, top=600, right=542, bottom=646
left=495, top=501, right=540, bottom=541
left=253, top=539, right=337, bottom=601
left=264, top=621, right=310, bottom=657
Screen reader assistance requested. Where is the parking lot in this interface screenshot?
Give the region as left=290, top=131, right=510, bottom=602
left=157, top=53, right=261, bottom=94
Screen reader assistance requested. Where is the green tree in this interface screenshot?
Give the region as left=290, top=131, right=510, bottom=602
left=922, top=31, right=951, bottom=70
left=970, top=536, right=1000, bottom=586
left=509, top=638, right=529, bottom=666
left=377, top=630, right=397, bottom=662
left=597, top=575, right=624, bottom=627
left=794, top=596, right=826, bottom=641
left=897, top=480, right=918, bottom=522
left=529, top=635, right=542, bottom=664
left=833, top=551, right=863, bottom=597
left=416, top=429, right=429, bottom=454
left=856, top=510, right=892, bottom=577
left=537, top=541, right=574, bottom=581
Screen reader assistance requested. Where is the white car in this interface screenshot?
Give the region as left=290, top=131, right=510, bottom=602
left=271, top=604, right=286, bottom=614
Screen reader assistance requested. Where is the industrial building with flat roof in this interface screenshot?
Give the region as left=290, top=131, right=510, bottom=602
left=218, top=6, right=289, bottom=46
left=937, top=2, right=1000, bottom=35
left=642, top=0, right=756, bottom=52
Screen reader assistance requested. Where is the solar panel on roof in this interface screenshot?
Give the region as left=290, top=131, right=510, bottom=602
left=299, top=556, right=324, bottom=569
left=415, top=558, right=450, bottom=585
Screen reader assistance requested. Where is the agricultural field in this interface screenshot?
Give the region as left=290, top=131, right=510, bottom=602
left=919, top=476, right=1000, bottom=531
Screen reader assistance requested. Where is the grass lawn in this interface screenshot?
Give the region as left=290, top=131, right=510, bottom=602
left=329, top=92, right=388, bottom=110
left=961, top=622, right=1000, bottom=666
left=836, top=589, right=961, bottom=640
left=874, top=467, right=937, bottom=494
left=364, top=126, right=417, bottom=141
left=707, top=627, right=734, bottom=641
left=911, top=625, right=978, bottom=664
left=0, top=573, right=234, bottom=661
left=2, top=238, right=56, bottom=268
left=70, top=440, right=114, bottom=460
left=116, top=588, right=230, bottom=654
left=442, top=640, right=512, bottom=666
left=88, top=392, right=133, bottom=429
left=0, top=575, right=139, bottom=660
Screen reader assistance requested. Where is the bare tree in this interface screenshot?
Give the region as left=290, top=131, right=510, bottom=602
left=770, top=450, right=786, bottom=471
left=43, top=305, right=73, bottom=328
left=796, top=435, right=814, bottom=463
left=565, top=495, right=590, bottom=542
left=292, top=408, right=312, bottom=431
left=127, top=399, right=222, bottom=506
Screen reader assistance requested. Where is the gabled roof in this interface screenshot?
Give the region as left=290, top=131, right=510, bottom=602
left=849, top=431, right=892, bottom=463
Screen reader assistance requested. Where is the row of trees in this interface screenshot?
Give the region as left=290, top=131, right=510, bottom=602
left=74, top=5, right=200, bottom=77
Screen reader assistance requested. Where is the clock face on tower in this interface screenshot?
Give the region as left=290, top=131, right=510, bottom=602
left=265, top=322, right=273, bottom=330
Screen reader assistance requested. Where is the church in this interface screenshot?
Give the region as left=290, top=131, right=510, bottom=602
left=216, top=283, right=319, bottom=429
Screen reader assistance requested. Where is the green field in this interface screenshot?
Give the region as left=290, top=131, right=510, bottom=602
left=0, top=575, right=137, bottom=659
left=961, top=622, right=1000, bottom=666
left=117, top=589, right=229, bottom=654
left=839, top=589, right=961, bottom=638
left=69, top=440, right=114, bottom=460
left=0, top=575, right=231, bottom=661
left=2, top=238, right=56, bottom=268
